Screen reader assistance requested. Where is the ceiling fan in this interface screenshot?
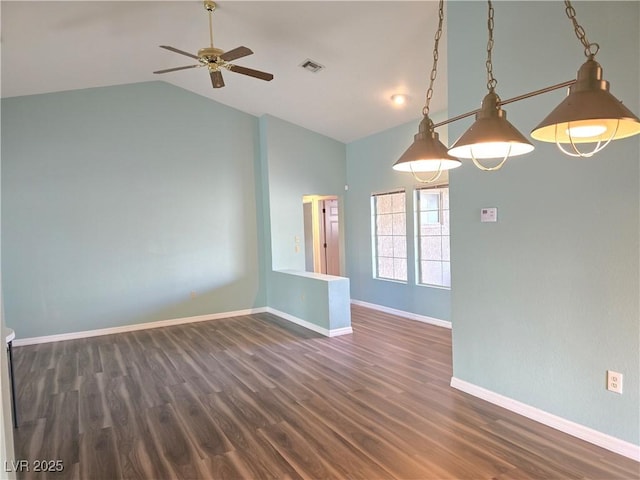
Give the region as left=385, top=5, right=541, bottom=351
left=153, top=0, right=274, bottom=89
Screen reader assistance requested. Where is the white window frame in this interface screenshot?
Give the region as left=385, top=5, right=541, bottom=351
left=371, top=190, right=407, bottom=283
left=415, top=186, right=451, bottom=289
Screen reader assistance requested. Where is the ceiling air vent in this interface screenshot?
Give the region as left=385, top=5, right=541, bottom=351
left=299, top=59, right=325, bottom=73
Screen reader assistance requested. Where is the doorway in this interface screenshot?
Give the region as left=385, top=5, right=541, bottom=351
left=303, top=195, right=341, bottom=276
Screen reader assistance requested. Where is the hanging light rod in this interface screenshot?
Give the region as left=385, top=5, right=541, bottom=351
left=394, top=0, right=639, bottom=179
left=432, top=79, right=576, bottom=129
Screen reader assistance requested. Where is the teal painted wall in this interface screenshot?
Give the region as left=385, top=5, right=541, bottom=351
left=259, top=115, right=350, bottom=329
left=345, top=117, right=452, bottom=321
left=270, top=270, right=351, bottom=331
left=2, top=82, right=266, bottom=338
left=448, top=1, right=639, bottom=445
left=259, top=115, right=347, bottom=272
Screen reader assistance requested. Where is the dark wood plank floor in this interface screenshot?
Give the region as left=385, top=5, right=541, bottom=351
left=11, top=305, right=640, bottom=479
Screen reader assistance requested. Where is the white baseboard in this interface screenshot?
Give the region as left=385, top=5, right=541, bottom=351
left=350, top=299, right=451, bottom=329
left=265, top=308, right=353, bottom=337
left=450, top=377, right=640, bottom=462
left=12, top=308, right=268, bottom=347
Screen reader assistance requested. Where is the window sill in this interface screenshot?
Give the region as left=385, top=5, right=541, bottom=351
left=373, top=277, right=408, bottom=285
left=417, top=283, right=451, bottom=291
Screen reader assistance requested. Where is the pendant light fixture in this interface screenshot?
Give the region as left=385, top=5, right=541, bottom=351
left=392, top=0, right=639, bottom=178
left=531, top=0, right=640, bottom=157
left=393, top=0, right=461, bottom=183
left=448, top=0, right=534, bottom=171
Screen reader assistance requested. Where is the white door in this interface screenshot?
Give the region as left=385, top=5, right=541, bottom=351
left=320, top=199, right=340, bottom=275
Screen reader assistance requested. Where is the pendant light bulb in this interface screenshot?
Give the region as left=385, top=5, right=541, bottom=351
left=531, top=57, right=640, bottom=157
left=448, top=92, right=534, bottom=169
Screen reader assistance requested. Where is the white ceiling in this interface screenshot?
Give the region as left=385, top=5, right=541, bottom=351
left=0, top=1, right=446, bottom=143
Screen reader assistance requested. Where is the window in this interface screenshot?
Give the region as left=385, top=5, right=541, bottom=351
left=416, top=186, right=450, bottom=288
left=372, top=190, right=407, bottom=282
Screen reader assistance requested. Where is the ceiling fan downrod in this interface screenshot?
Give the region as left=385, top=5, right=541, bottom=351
left=204, top=1, right=216, bottom=48
left=199, top=0, right=223, bottom=60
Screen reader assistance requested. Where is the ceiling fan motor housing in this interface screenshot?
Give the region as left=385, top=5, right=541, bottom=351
left=198, top=47, right=224, bottom=61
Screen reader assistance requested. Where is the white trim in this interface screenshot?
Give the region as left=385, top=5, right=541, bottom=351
left=350, top=299, right=451, bottom=329
left=12, top=308, right=268, bottom=346
left=327, top=326, right=354, bottom=337
left=450, top=377, right=640, bottom=462
left=265, top=308, right=352, bottom=337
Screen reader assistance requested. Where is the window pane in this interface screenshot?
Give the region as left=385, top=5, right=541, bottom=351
left=392, top=213, right=406, bottom=236
left=377, top=236, right=393, bottom=257
left=391, top=193, right=405, bottom=213
left=422, top=236, right=442, bottom=260
left=394, top=258, right=407, bottom=281
left=416, top=187, right=451, bottom=288
left=420, top=211, right=439, bottom=226
left=442, top=262, right=451, bottom=287
left=393, top=236, right=407, bottom=259
left=378, top=257, right=394, bottom=279
left=377, top=214, right=392, bottom=235
left=376, top=195, right=392, bottom=214
left=421, top=224, right=442, bottom=236
left=423, top=261, right=443, bottom=285
left=372, top=190, right=407, bottom=282
left=442, top=210, right=450, bottom=235
left=442, top=236, right=450, bottom=261
left=420, top=191, right=440, bottom=211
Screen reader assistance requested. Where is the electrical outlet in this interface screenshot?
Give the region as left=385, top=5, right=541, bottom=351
left=607, top=370, right=623, bottom=394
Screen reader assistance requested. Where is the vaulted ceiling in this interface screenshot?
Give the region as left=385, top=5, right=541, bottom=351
left=1, top=1, right=446, bottom=143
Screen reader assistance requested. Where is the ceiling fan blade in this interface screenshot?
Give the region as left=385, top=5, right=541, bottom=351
left=228, top=65, right=274, bottom=82
left=159, top=45, right=199, bottom=60
left=220, top=46, right=253, bottom=62
left=153, top=64, right=201, bottom=74
left=210, top=70, right=225, bottom=88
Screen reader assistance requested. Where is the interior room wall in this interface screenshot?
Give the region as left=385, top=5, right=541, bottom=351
left=1, top=81, right=266, bottom=339
left=448, top=1, right=639, bottom=446
left=1, top=150, right=17, bottom=478
left=259, top=114, right=347, bottom=273
left=258, top=115, right=350, bottom=328
left=345, top=117, right=452, bottom=322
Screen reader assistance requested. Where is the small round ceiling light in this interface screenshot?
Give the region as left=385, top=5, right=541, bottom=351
left=391, top=94, right=408, bottom=106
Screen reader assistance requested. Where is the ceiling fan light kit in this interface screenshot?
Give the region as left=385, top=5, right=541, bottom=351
left=394, top=0, right=640, bottom=178
left=153, top=1, right=274, bottom=89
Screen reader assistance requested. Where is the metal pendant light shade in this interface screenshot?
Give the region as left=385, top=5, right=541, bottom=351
left=390, top=0, right=639, bottom=175
left=531, top=58, right=640, bottom=143
left=448, top=92, right=534, bottom=159
left=393, top=116, right=462, bottom=173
